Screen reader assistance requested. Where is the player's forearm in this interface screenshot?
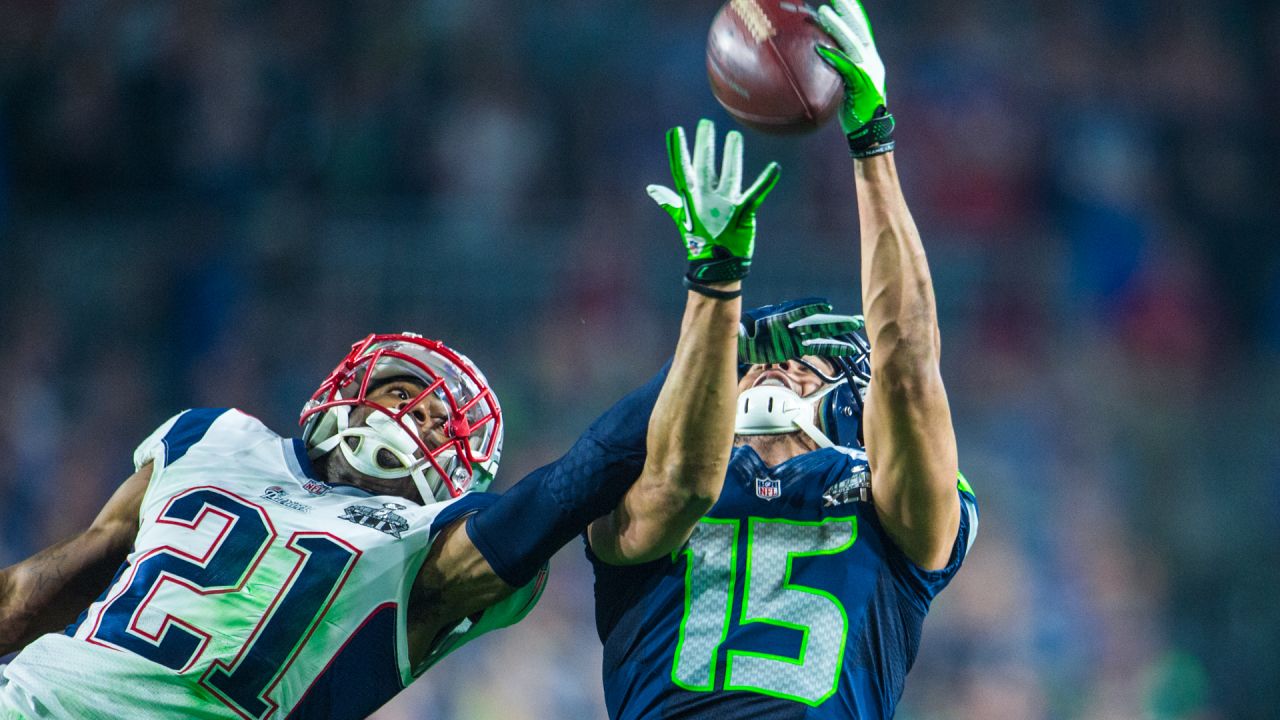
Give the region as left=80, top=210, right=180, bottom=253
left=598, top=289, right=740, bottom=564
left=0, top=528, right=127, bottom=654
left=645, top=288, right=741, bottom=504
left=410, top=520, right=515, bottom=645
left=854, top=153, right=941, bottom=374
left=853, top=152, right=960, bottom=569
left=466, top=367, right=666, bottom=586
left=0, top=567, right=20, bottom=654
left=0, top=550, right=68, bottom=653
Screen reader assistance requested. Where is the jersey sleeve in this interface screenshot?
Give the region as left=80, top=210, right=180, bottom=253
left=132, top=409, right=272, bottom=520
left=884, top=473, right=979, bottom=609
left=131, top=412, right=187, bottom=471
left=131, top=408, right=237, bottom=472
left=466, top=363, right=669, bottom=587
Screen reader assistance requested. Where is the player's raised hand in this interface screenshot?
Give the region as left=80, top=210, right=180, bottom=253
left=739, top=298, right=866, bottom=364
left=647, top=118, right=781, bottom=285
left=814, top=0, right=896, bottom=158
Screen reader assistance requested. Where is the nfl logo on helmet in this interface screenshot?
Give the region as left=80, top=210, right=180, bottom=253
left=755, top=475, right=781, bottom=501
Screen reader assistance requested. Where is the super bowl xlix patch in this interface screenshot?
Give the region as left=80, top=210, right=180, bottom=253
left=823, top=467, right=871, bottom=507
left=340, top=502, right=410, bottom=539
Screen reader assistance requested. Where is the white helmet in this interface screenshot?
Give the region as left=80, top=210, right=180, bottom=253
left=299, top=333, right=503, bottom=504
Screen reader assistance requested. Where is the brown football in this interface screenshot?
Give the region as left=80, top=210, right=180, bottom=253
left=706, top=0, right=843, bottom=134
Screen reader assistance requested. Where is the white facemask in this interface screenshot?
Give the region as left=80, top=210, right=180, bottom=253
left=734, top=382, right=842, bottom=449
left=308, top=406, right=459, bottom=503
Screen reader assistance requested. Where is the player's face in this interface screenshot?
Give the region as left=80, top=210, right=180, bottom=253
left=321, top=378, right=450, bottom=503
left=359, top=379, right=451, bottom=449
left=738, top=356, right=835, bottom=398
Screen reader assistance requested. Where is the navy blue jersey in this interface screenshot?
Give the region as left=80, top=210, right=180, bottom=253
left=588, top=445, right=978, bottom=720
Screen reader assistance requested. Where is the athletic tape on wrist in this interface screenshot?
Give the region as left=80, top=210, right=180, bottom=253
left=848, top=107, right=896, bottom=158
left=851, top=140, right=895, bottom=159
left=683, top=276, right=743, bottom=300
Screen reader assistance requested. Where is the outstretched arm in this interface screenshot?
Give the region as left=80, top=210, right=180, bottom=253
left=591, top=119, right=778, bottom=565
left=588, top=288, right=740, bottom=564
left=405, top=369, right=669, bottom=665
left=819, top=0, right=959, bottom=570
left=0, top=464, right=146, bottom=654
left=855, top=153, right=959, bottom=570
left=409, top=120, right=777, bottom=655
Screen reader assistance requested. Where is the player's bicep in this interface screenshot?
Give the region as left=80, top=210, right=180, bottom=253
left=864, top=366, right=961, bottom=570
left=410, top=539, right=548, bottom=674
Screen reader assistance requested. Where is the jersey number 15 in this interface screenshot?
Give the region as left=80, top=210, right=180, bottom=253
left=672, top=517, right=856, bottom=706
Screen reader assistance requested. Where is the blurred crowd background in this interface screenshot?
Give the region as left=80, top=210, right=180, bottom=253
left=1, top=0, right=1277, bottom=718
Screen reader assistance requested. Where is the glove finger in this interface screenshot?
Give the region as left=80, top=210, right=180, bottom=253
left=845, top=65, right=884, bottom=118
left=693, top=118, right=717, bottom=189
left=797, top=323, right=864, bottom=341
left=836, top=0, right=876, bottom=47
left=788, top=313, right=865, bottom=330
left=646, top=184, right=686, bottom=224
left=817, top=5, right=863, bottom=61
left=718, top=130, right=744, bottom=197
left=815, top=44, right=859, bottom=77
left=743, top=161, right=781, bottom=210
left=646, top=183, right=682, bottom=207
left=667, top=126, right=694, bottom=195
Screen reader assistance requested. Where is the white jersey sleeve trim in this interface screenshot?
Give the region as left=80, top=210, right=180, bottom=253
left=132, top=411, right=188, bottom=472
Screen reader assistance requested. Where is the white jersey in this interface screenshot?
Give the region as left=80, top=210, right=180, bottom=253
left=0, top=409, right=544, bottom=720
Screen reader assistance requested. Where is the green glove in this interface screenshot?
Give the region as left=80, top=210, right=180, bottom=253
left=739, top=298, right=866, bottom=365
left=647, top=119, right=781, bottom=284
left=814, top=0, right=896, bottom=158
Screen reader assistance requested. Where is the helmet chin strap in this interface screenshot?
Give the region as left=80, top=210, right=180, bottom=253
left=735, top=382, right=841, bottom=449
left=308, top=406, right=449, bottom=503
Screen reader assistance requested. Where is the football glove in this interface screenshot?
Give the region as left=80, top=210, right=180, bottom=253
left=739, top=298, right=866, bottom=365
left=814, top=0, right=896, bottom=158
left=647, top=118, right=781, bottom=284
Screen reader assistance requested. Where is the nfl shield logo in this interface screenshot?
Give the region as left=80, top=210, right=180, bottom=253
left=755, top=475, right=781, bottom=501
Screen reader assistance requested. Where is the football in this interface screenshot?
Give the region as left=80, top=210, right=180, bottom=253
left=706, top=0, right=843, bottom=134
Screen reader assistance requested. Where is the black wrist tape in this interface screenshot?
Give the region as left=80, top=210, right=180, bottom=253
left=683, top=276, right=742, bottom=300
left=687, top=244, right=751, bottom=284
left=847, top=106, right=896, bottom=159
